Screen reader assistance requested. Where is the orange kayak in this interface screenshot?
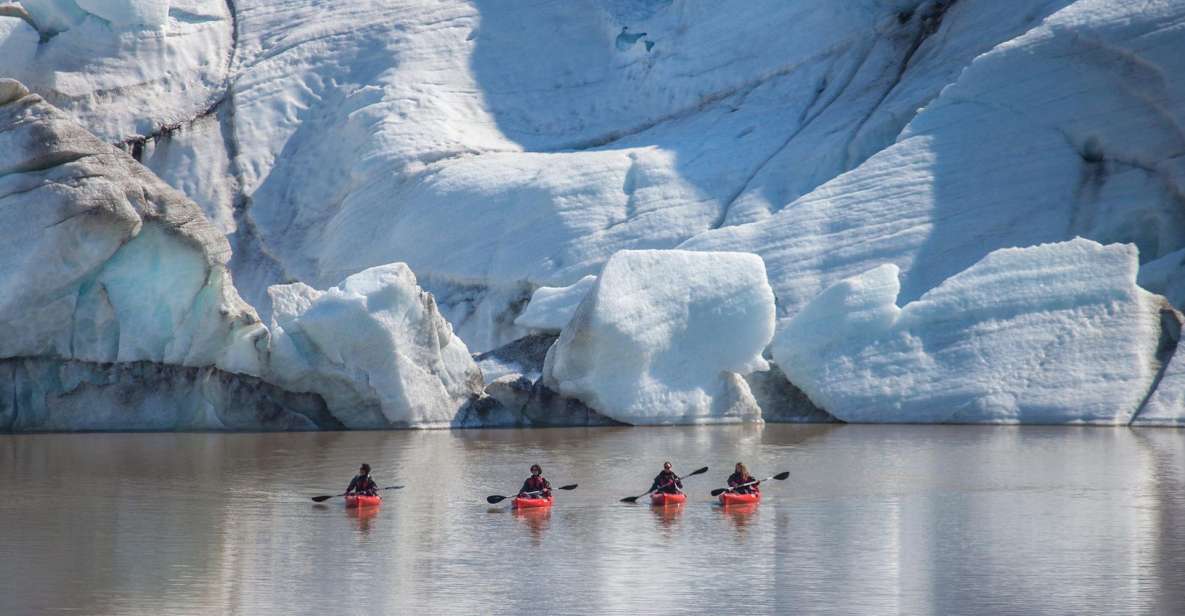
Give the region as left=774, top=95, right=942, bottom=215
left=345, top=494, right=382, bottom=508
left=512, top=495, right=553, bottom=509
left=719, top=491, right=760, bottom=506
left=650, top=492, right=686, bottom=506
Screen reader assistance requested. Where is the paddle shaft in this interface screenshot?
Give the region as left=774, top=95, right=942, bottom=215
left=487, top=483, right=577, bottom=504
left=711, top=472, right=789, bottom=496
left=311, top=485, right=403, bottom=502
left=621, top=466, right=708, bottom=502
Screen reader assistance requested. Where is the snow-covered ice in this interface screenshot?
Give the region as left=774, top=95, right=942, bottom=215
left=543, top=250, right=774, bottom=425
left=773, top=239, right=1173, bottom=424
left=268, top=264, right=484, bottom=428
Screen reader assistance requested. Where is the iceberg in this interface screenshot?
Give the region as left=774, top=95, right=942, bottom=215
left=267, top=264, right=484, bottom=429
left=543, top=250, right=774, bottom=425
left=773, top=239, right=1177, bottom=424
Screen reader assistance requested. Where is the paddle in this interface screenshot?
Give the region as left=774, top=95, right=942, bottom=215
left=311, top=485, right=405, bottom=503
left=710, top=471, right=790, bottom=497
left=619, top=466, right=709, bottom=503
left=486, top=484, right=578, bottom=504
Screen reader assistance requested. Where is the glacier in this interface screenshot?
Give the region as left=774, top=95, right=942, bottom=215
left=3, top=0, right=1185, bottom=429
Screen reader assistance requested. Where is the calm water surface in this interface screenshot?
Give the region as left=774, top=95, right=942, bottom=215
left=1, top=425, right=1183, bottom=615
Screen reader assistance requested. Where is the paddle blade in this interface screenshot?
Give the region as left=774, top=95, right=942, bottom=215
left=311, top=495, right=334, bottom=502
left=710, top=488, right=728, bottom=497
left=486, top=495, right=508, bottom=504
left=558, top=484, right=578, bottom=491
left=686, top=466, right=709, bottom=477
left=620, top=495, right=640, bottom=503
left=772, top=472, right=791, bottom=481
left=383, top=485, right=405, bottom=491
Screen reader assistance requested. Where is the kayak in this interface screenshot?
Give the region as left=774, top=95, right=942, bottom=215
left=719, top=491, right=760, bottom=506
left=650, top=492, right=686, bottom=506
left=345, top=494, right=382, bottom=508
left=512, top=495, right=554, bottom=509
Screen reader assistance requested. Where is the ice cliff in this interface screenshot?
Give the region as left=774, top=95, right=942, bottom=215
left=0, top=81, right=482, bottom=431
left=3, top=0, right=1185, bottom=428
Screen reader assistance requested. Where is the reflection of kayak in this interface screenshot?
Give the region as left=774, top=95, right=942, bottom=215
left=650, top=492, right=686, bottom=506
left=347, top=505, right=379, bottom=521
left=345, top=494, right=382, bottom=508
left=719, top=492, right=760, bottom=506
left=512, top=495, right=553, bottom=509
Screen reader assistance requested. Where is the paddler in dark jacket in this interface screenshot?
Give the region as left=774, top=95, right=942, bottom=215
left=346, top=463, right=379, bottom=496
left=727, top=462, right=759, bottom=495
left=650, top=461, right=683, bottom=494
left=518, top=464, right=552, bottom=498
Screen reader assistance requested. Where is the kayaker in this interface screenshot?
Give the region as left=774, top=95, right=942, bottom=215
left=345, top=463, right=379, bottom=497
left=727, top=462, right=759, bottom=495
left=518, top=464, right=551, bottom=498
left=650, top=461, right=683, bottom=494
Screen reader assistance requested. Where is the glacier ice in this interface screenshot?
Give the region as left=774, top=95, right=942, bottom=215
left=4, top=0, right=1185, bottom=429
left=66, top=0, right=1070, bottom=350
left=683, top=0, right=1185, bottom=321
left=773, top=239, right=1174, bottom=424
left=2, top=0, right=230, bottom=142
left=0, top=82, right=486, bottom=431
left=267, top=264, right=484, bottom=429
left=543, top=250, right=775, bottom=425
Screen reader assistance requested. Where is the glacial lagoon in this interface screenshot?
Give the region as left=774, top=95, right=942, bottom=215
left=2, top=424, right=1182, bottom=615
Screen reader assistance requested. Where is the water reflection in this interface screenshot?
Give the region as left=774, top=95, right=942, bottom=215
left=649, top=501, right=683, bottom=531
left=513, top=507, right=551, bottom=544
left=347, top=505, right=379, bottom=534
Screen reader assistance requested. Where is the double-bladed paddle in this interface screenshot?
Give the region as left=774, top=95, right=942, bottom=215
left=620, top=466, right=709, bottom=503
left=710, top=471, right=790, bottom=497
left=311, top=485, right=404, bottom=502
left=486, top=484, right=578, bottom=504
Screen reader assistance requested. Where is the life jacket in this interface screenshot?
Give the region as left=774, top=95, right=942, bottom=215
left=523, top=475, right=549, bottom=493
left=653, top=470, right=681, bottom=492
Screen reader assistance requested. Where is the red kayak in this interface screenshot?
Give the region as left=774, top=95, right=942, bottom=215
left=512, top=495, right=553, bottom=509
left=650, top=492, right=686, bottom=506
left=719, top=491, right=760, bottom=506
left=345, top=494, right=382, bottom=508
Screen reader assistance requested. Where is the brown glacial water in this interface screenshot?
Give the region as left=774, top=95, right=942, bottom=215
left=1, top=424, right=1183, bottom=615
